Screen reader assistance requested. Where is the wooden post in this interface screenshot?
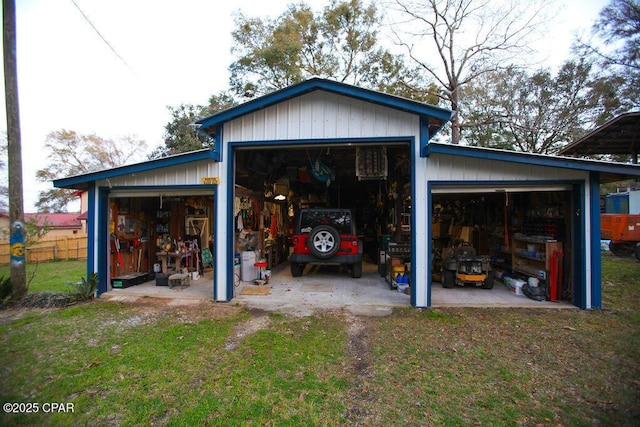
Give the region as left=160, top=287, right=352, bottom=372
left=3, top=0, right=27, bottom=298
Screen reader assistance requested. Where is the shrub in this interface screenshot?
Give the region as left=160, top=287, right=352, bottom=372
left=0, top=275, right=12, bottom=303
left=67, top=272, right=98, bottom=301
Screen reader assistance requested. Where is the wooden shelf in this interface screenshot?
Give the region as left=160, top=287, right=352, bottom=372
left=511, top=237, right=562, bottom=282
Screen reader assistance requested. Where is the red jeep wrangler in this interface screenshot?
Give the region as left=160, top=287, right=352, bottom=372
left=289, top=208, right=363, bottom=278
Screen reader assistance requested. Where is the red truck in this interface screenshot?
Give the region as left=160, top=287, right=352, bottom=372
left=601, top=214, right=640, bottom=260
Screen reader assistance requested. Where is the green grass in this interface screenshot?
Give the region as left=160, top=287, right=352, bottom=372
left=0, top=260, right=86, bottom=293
left=0, top=254, right=638, bottom=425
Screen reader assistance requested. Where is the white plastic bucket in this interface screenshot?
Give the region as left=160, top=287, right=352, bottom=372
left=512, top=279, right=526, bottom=296
left=528, top=277, right=539, bottom=287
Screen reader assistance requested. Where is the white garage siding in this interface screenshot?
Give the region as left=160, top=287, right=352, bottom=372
left=425, top=153, right=589, bottom=182
left=224, top=91, right=420, bottom=142
left=93, top=159, right=220, bottom=187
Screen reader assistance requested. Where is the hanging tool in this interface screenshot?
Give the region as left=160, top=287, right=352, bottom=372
left=114, top=237, right=124, bottom=273
left=137, top=248, right=143, bottom=272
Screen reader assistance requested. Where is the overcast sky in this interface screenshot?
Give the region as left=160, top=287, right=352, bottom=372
left=2, top=0, right=609, bottom=212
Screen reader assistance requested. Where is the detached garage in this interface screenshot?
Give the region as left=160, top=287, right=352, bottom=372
left=54, top=78, right=640, bottom=310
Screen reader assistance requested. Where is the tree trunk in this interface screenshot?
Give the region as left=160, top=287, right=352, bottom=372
left=449, top=88, right=461, bottom=144
left=3, top=0, right=27, bottom=299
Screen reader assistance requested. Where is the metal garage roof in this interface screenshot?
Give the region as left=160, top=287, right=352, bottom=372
left=53, top=149, right=217, bottom=190
left=195, top=77, right=455, bottom=140
left=557, top=111, right=640, bottom=163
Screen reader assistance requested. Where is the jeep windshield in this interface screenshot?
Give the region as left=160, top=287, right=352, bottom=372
left=299, top=210, right=352, bottom=234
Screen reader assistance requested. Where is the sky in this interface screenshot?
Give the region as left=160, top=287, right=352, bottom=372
left=1, top=0, right=610, bottom=212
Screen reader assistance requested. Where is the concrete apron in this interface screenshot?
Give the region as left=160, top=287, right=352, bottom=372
left=102, top=262, right=572, bottom=315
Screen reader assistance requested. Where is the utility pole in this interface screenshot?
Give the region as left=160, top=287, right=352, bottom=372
left=3, top=0, right=27, bottom=298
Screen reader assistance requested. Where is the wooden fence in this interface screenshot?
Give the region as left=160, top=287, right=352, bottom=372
left=0, top=234, right=88, bottom=265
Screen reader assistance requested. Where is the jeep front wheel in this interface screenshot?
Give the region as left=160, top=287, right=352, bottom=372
left=308, top=225, right=341, bottom=259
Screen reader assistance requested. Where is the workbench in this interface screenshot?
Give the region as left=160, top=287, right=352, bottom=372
left=156, top=249, right=198, bottom=274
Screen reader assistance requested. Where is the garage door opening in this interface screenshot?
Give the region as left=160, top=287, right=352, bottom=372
left=105, top=193, right=215, bottom=295
left=431, top=187, right=574, bottom=304
left=232, top=142, right=413, bottom=300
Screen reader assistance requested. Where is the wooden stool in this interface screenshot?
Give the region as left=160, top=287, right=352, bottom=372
left=168, top=273, right=190, bottom=290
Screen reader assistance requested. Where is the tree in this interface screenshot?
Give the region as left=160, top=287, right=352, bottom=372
left=389, top=0, right=551, bottom=144
left=576, top=0, right=640, bottom=118
left=228, top=0, right=437, bottom=103
left=462, top=60, right=601, bottom=154
left=150, top=91, right=237, bottom=158
left=35, top=130, right=148, bottom=212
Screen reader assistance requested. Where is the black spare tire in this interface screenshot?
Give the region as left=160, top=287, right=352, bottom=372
left=308, top=225, right=341, bottom=259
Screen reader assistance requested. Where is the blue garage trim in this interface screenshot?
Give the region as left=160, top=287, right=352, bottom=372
left=200, top=124, right=224, bottom=162
left=589, top=172, right=602, bottom=309
left=226, top=136, right=414, bottom=148
left=429, top=179, right=584, bottom=188
left=410, top=139, right=418, bottom=307
left=93, top=185, right=216, bottom=297
left=219, top=141, right=237, bottom=302
left=419, top=117, right=431, bottom=158
left=196, top=78, right=454, bottom=133
left=224, top=136, right=417, bottom=303
left=87, top=185, right=97, bottom=280
left=100, top=184, right=217, bottom=193
left=97, top=186, right=109, bottom=295
left=572, top=183, right=586, bottom=308
left=425, top=142, right=640, bottom=176
left=209, top=182, right=221, bottom=301
left=53, top=149, right=218, bottom=189
left=428, top=180, right=585, bottom=308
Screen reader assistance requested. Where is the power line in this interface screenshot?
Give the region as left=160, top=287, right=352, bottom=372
left=70, top=0, right=137, bottom=76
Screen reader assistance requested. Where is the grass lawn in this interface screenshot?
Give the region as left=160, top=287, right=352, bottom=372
left=0, top=253, right=638, bottom=425
left=0, top=260, right=87, bottom=293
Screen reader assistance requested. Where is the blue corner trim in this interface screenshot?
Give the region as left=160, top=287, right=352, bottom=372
left=426, top=182, right=433, bottom=308
left=410, top=141, right=419, bottom=307
left=226, top=148, right=237, bottom=301
left=419, top=116, right=430, bottom=158
left=87, top=185, right=96, bottom=287
left=97, top=187, right=109, bottom=295
left=589, top=172, right=602, bottom=309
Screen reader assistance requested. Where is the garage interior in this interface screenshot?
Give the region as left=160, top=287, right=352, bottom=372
left=232, top=143, right=412, bottom=285
left=105, top=143, right=574, bottom=306
left=230, top=143, right=574, bottom=304
left=107, top=194, right=215, bottom=290
left=431, top=189, right=573, bottom=303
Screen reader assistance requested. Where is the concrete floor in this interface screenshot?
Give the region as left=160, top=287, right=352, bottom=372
left=102, top=261, right=571, bottom=315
